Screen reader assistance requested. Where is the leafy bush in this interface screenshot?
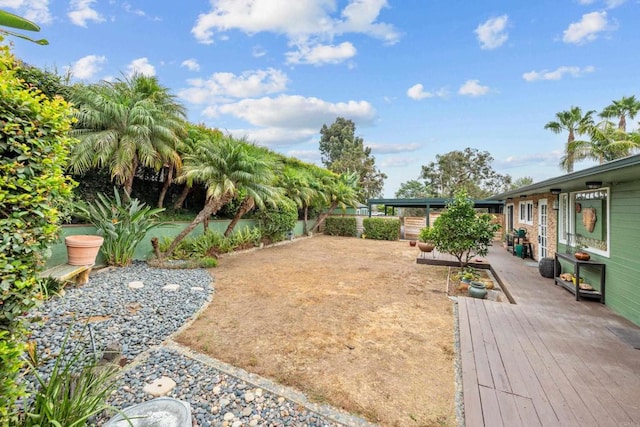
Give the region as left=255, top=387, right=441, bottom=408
left=20, top=327, right=121, bottom=426
left=324, top=216, right=357, bottom=237
left=431, top=190, right=501, bottom=268
left=74, top=188, right=164, bottom=266
left=159, top=226, right=262, bottom=261
left=363, top=218, right=400, bottom=240
left=256, top=198, right=298, bottom=242
left=0, top=41, right=76, bottom=420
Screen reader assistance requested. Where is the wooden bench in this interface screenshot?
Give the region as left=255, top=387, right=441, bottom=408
left=40, top=264, right=94, bottom=285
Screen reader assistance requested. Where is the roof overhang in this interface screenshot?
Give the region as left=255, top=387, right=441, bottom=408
left=489, top=153, right=640, bottom=201
left=367, top=198, right=504, bottom=210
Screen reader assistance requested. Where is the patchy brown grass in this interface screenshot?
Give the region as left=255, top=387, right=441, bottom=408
left=176, top=235, right=456, bottom=426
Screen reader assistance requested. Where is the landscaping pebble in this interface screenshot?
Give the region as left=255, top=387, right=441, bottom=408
left=24, top=262, right=364, bottom=427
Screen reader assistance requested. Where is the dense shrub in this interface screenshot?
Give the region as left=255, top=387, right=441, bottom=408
left=0, top=41, right=76, bottom=422
left=256, top=198, right=298, bottom=242
left=363, top=218, right=400, bottom=240
left=324, top=216, right=357, bottom=237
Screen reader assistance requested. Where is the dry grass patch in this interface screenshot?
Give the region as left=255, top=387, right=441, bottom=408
left=177, top=235, right=457, bottom=426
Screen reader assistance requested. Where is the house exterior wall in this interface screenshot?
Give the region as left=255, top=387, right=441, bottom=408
left=511, top=193, right=559, bottom=259
left=602, top=180, right=640, bottom=326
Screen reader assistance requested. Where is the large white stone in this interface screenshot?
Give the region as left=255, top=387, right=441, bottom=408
left=142, top=376, right=176, bottom=396
left=128, top=281, right=144, bottom=289
left=163, top=283, right=180, bottom=291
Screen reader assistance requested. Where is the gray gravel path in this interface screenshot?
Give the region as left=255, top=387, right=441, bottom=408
left=25, top=262, right=372, bottom=427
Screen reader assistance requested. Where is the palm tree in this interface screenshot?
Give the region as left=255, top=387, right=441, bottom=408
left=572, top=121, right=640, bottom=164
left=161, top=135, right=277, bottom=258
left=600, top=95, right=640, bottom=132
left=313, top=172, right=360, bottom=232
left=223, top=144, right=282, bottom=237
left=545, top=106, right=595, bottom=172
left=70, top=73, right=186, bottom=196
left=278, top=164, right=318, bottom=235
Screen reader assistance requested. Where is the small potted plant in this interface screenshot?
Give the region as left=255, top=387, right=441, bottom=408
left=574, top=242, right=590, bottom=261
left=417, top=227, right=435, bottom=253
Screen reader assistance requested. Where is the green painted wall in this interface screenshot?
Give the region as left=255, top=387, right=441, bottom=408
left=604, top=181, right=640, bottom=326
left=557, top=181, right=640, bottom=327
left=47, top=219, right=315, bottom=268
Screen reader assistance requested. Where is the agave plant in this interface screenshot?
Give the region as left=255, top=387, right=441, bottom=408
left=74, top=188, right=165, bottom=266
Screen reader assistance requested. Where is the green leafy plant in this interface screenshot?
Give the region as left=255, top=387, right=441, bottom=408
left=74, top=187, right=165, bottom=266
left=430, top=190, right=501, bottom=268
left=20, top=328, right=122, bottom=426
left=362, top=218, right=400, bottom=240
left=256, top=198, right=298, bottom=242
left=0, top=10, right=48, bottom=45
left=324, top=216, right=357, bottom=237
left=0, top=42, right=76, bottom=421
left=418, top=226, right=435, bottom=243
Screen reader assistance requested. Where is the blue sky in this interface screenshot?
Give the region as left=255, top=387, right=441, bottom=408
left=4, top=0, right=639, bottom=197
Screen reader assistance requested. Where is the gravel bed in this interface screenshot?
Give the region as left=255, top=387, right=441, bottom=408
left=24, top=262, right=358, bottom=427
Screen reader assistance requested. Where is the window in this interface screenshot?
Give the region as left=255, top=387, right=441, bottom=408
left=558, top=193, right=569, bottom=244
left=559, top=188, right=609, bottom=256
left=519, top=201, right=533, bottom=225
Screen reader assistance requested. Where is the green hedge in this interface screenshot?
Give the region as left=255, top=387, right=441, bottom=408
left=324, top=216, right=357, bottom=237
left=363, top=218, right=400, bottom=240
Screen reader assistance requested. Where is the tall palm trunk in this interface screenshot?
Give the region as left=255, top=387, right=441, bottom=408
left=565, top=129, right=576, bottom=173
left=303, top=204, right=309, bottom=235
left=157, top=164, right=173, bottom=208
left=224, top=196, right=255, bottom=237
left=313, top=201, right=338, bottom=232
left=124, top=156, right=139, bottom=196
left=161, top=193, right=233, bottom=258
left=173, top=185, right=191, bottom=209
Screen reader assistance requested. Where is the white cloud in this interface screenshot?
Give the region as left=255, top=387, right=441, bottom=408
left=458, top=80, right=489, bottom=97
left=286, top=149, right=321, bottom=163
left=228, top=127, right=319, bottom=147
left=68, top=0, right=104, bottom=27
left=127, top=57, right=155, bottom=76
left=604, top=0, right=627, bottom=8
left=563, top=11, right=608, bottom=44
left=191, top=0, right=399, bottom=48
left=252, top=45, right=267, bottom=57
left=214, top=95, right=376, bottom=129
left=406, top=83, right=448, bottom=100
left=475, top=15, right=509, bottom=50
left=496, top=150, right=564, bottom=169
left=522, top=65, right=595, bottom=81
left=68, top=54, right=106, bottom=80
left=367, top=143, right=422, bottom=154
left=179, top=68, right=288, bottom=103
left=0, top=0, right=52, bottom=24
left=380, top=157, right=413, bottom=168
left=181, top=58, right=200, bottom=72
left=286, top=41, right=356, bottom=65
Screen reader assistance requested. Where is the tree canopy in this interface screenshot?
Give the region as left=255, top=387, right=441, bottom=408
left=319, top=117, right=386, bottom=201
left=419, top=148, right=512, bottom=199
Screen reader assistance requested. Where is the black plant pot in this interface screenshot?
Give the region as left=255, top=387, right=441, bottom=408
left=538, top=257, right=558, bottom=278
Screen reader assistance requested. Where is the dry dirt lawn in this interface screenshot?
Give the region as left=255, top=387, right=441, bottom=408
left=177, top=235, right=457, bottom=427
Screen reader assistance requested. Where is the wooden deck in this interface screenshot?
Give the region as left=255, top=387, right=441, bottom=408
left=456, top=246, right=640, bottom=426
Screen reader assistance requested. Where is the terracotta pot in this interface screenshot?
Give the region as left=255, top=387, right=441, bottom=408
left=574, top=252, right=591, bottom=261
left=65, top=235, right=104, bottom=265
left=418, top=242, right=435, bottom=252
left=409, top=240, right=417, bottom=247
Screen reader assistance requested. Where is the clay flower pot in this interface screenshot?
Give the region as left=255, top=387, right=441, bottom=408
left=418, top=242, right=435, bottom=253
left=574, top=252, right=591, bottom=261
left=65, top=235, right=104, bottom=265
left=409, top=240, right=417, bottom=247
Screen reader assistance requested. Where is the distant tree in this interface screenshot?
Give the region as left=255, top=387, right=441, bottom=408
left=419, top=148, right=511, bottom=199
left=319, top=117, right=386, bottom=200
left=544, top=106, right=595, bottom=173
left=510, top=176, right=534, bottom=190
left=395, top=180, right=431, bottom=198
left=600, top=95, right=640, bottom=132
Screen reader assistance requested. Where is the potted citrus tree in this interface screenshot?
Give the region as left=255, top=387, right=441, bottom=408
left=418, top=226, right=436, bottom=253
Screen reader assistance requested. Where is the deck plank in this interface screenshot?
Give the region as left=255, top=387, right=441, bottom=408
left=458, top=299, right=484, bottom=427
